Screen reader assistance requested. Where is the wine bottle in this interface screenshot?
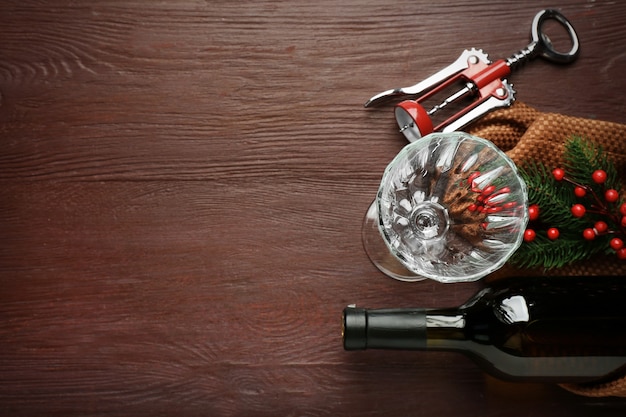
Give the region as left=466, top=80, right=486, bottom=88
left=343, top=276, right=626, bottom=382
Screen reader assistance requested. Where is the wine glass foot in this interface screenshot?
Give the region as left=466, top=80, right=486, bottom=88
left=362, top=201, right=426, bottom=282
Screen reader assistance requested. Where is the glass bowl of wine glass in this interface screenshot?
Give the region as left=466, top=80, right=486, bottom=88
left=362, top=132, right=528, bottom=283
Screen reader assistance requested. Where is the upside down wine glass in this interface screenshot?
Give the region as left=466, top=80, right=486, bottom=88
left=362, top=132, right=528, bottom=282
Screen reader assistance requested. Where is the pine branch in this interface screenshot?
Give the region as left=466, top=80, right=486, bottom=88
left=518, top=161, right=585, bottom=229
left=564, top=136, right=620, bottom=191
left=509, top=136, right=625, bottom=269
left=509, top=233, right=605, bottom=269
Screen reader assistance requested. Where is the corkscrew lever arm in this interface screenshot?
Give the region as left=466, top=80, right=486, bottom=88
left=364, top=49, right=485, bottom=108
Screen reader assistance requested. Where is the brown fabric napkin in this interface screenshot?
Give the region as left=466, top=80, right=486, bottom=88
left=467, top=102, right=626, bottom=397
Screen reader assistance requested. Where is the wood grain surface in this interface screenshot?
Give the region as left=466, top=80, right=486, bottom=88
left=1, top=1, right=626, bottom=416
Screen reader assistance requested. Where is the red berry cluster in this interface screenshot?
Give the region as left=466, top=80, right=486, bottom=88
left=553, top=168, right=626, bottom=260
left=523, top=203, right=560, bottom=242
left=465, top=171, right=518, bottom=217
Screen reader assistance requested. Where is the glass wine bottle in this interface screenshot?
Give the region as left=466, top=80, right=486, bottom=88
left=342, top=276, right=626, bottom=382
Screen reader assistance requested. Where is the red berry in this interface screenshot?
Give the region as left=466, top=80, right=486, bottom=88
left=468, top=203, right=477, bottom=212
left=552, top=168, right=565, bottom=181
left=583, top=228, right=596, bottom=240
left=571, top=204, right=586, bottom=218
left=605, top=189, right=619, bottom=203
left=467, top=172, right=480, bottom=186
left=622, top=216, right=626, bottom=228
left=617, top=248, right=626, bottom=260
left=523, top=229, right=536, bottom=242
left=592, top=169, right=607, bottom=184
left=528, top=204, right=540, bottom=221
left=546, top=227, right=560, bottom=240
left=594, top=221, right=608, bottom=234
left=620, top=203, right=626, bottom=216
left=574, top=186, right=587, bottom=198
left=610, top=238, right=624, bottom=250
left=481, top=185, right=496, bottom=196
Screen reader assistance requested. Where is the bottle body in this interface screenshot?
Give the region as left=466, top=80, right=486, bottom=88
left=343, top=276, right=626, bottom=382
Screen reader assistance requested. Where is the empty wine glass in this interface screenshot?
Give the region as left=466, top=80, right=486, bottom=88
left=362, top=132, right=528, bottom=283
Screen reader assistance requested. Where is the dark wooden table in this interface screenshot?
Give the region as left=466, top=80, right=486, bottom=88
left=2, top=1, right=625, bottom=415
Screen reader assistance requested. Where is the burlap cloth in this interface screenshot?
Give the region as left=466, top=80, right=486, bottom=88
left=466, top=102, right=626, bottom=397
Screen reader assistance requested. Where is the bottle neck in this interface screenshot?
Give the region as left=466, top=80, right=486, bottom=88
left=343, top=306, right=466, bottom=350
left=425, top=309, right=466, bottom=343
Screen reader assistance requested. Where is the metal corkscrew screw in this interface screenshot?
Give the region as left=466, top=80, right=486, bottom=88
left=365, top=9, right=580, bottom=142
